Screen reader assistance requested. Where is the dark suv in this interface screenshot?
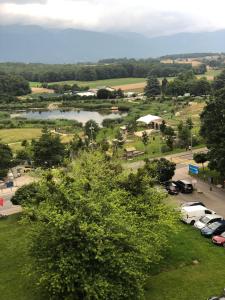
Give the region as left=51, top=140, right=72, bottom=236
left=164, top=181, right=179, bottom=195
left=175, top=180, right=193, bottom=193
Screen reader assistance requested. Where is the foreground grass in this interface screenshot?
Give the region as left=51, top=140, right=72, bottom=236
left=0, top=214, right=41, bottom=300
left=1, top=215, right=225, bottom=299
left=145, top=224, right=225, bottom=300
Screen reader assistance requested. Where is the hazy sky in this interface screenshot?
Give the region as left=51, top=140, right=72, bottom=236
left=1, top=0, right=225, bottom=36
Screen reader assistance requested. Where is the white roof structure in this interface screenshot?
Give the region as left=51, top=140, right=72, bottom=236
left=77, top=91, right=96, bottom=97
left=136, top=114, right=162, bottom=125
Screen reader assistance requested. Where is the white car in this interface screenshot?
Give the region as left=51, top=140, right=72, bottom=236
left=181, top=205, right=216, bottom=225
left=194, top=214, right=223, bottom=230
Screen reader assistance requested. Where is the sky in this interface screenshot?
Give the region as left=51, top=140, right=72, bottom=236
left=1, top=0, right=225, bottom=36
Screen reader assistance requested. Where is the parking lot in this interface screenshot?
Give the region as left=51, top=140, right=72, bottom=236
left=173, top=164, right=225, bottom=217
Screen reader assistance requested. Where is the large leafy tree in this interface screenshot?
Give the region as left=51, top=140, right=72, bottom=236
left=200, top=97, right=225, bottom=177
left=0, top=143, right=14, bottom=179
left=32, top=128, right=65, bottom=168
left=24, top=152, right=178, bottom=300
left=144, top=158, right=176, bottom=183
left=193, top=152, right=208, bottom=171
left=144, top=76, right=161, bottom=97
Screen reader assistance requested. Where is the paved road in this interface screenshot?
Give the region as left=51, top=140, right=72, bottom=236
left=173, top=164, right=225, bottom=217
left=0, top=175, right=34, bottom=215
left=125, top=147, right=225, bottom=217
left=123, top=147, right=207, bottom=171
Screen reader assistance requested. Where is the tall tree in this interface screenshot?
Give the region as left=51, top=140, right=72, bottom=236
left=144, top=76, right=161, bottom=97
left=141, top=131, right=149, bottom=151
left=161, top=78, right=168, bottom=95
left=144, top=158, right=176, bottom=183
left=32, top=128, right=65, bottom=168
left=23, top=152, right=178, bottom=300
left=200, top=97, right=225, bottom=178
left=0, top=143, right=14, bottom=179
left=84, top=120, right=100, bottom=141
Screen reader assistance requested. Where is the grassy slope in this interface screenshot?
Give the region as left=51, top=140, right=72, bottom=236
left=145, top=225, right=225, bottom=300
left=0, top=215, right=41, bottom=300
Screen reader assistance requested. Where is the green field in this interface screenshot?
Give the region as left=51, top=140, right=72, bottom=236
left=1, top=215, right=224, bottom=300
left=145, top=225, right=225, bottom=300
left=30, top=78, right=146, bottom=89
left=0, top=128, right=42, bottom=144
left=0, top=215, right=41, bottom=300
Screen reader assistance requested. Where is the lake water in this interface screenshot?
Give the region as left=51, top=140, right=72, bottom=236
left=14, top=109, right=127, bottom=125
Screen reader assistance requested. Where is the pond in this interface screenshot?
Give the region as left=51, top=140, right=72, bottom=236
left=13, top=109, right=127, bottom=125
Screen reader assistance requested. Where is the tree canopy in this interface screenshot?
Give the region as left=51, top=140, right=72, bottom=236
left=200, top=97, right=225, bottom=177
left=23, top=151, right=178, bottom=300
left=0, top=143, right=14, bottom=179
left=144, top=76, right=161, bottom=97
left=0, top=72, right=31, bottom=96
left=32, top=128, right=65, bottom=168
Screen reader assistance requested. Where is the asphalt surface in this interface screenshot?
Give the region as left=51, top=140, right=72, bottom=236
left=124, top=148, right=225, bottom=217
left=173, top=164, right=225, bottom=217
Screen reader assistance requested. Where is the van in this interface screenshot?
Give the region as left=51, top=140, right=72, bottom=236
left=175, top=180, right=193, bottom=193
left=181, top=205, right=215, bottom=225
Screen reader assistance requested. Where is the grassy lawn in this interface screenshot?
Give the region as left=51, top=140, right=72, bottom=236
left=30, top=78, right=146, bottom=88
left=0, top=214, right=41, bottom=300
left=0, top=128, right=42, bottom=144
left=145, top=224, right=225, bottom=300
left=1, top=215, right=225, bottom=300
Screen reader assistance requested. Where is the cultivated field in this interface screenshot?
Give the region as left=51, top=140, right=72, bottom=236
left=46, top=78, right=146, bottom=88
left=29, top=70, right=221, bottom=94
left=31, top=87, right=54, bottom=94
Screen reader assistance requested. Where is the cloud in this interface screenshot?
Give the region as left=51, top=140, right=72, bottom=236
left=0, top=0, right=46, bottom=3
left=0, top=0, right=225, bottom=36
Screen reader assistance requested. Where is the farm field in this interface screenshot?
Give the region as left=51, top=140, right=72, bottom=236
left=1, top=216, right=224, bottom=300
left=198, top=69, right=221, bottom=80
left=29, top=70, right=221, bottom=93
left=30, top=78, right=146, bottom=88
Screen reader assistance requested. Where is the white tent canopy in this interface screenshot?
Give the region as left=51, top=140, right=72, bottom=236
left=136, top=114, right=162, bottom=125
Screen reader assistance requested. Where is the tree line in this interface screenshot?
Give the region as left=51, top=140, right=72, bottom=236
left=0, top=60, right=195, bottom=83
left=145, top=71, right=212, bottom=97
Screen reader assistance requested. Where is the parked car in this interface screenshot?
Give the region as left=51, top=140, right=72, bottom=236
left=194, top=214, right=223, bottom=230
left=201, top=220, right=225, bottom=237
left=181, top=205, right=215, bottom=225
left=175, top=180, right=193, bottom=193
left=164, top=181, right=179, bottom=195
left=212, top=232, right=225, bottom=246
left=181, top=201, right=205, bottom=208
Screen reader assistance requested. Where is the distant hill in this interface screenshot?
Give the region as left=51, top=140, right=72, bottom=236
left=1, top=25, right=225, bottom=63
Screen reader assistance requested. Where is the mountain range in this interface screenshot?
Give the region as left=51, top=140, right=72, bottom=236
left=1, top=25, right=225, bottom=63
